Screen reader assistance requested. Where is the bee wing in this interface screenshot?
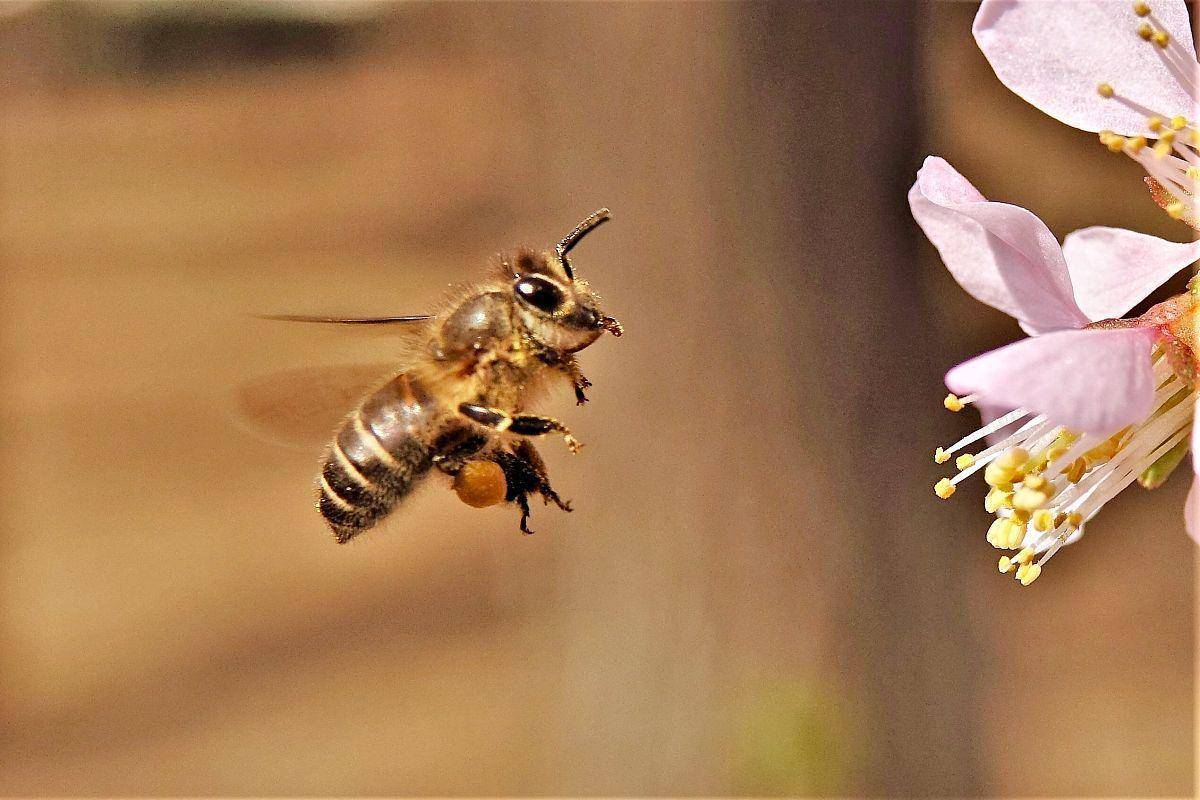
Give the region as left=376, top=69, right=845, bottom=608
left=254, top=314, right=433, bottom=325
left=234, top=362, right=402, bottom=452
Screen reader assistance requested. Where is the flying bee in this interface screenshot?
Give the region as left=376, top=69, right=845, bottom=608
left=242, top=209, right=623, bottom=542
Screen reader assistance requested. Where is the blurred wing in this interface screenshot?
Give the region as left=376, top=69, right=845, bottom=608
left=234, top=363, right=401, bottom=452
left=255, top=313, right=433, bottom=325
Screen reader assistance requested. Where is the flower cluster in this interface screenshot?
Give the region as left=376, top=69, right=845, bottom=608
left=917, top=0, right=1199, bottom=586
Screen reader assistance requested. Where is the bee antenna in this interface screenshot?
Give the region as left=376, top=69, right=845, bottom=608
left=556, top=208, right=611, bottom=280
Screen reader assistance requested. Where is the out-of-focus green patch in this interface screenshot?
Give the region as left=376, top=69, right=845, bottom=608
left=1139, top=437, right=1190, bottom=490
left=731, top=680, right=856, bottom=796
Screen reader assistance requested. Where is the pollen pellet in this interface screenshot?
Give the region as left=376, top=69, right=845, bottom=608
left=453, top=460, right=508, bottom=508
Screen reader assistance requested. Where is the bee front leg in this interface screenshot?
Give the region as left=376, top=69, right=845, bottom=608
left=536, top=350, right=592, bottom=405
left=458, top=403, right=583, bottom=453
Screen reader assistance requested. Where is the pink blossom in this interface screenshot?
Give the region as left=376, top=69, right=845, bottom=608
left=975, top=0, right=1200, bottom=225
left=911, top=156, right=1198, bottom=584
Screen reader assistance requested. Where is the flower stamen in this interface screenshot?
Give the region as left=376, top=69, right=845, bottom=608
left=1090, top=3, right=1200, bottom=226
left=933, top=344, right=1196, bottom=586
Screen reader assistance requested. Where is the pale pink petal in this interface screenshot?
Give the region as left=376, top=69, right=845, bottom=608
left=909, top=157, right=1087, bottom=334
left=1193, top=396, right=1199, bottom=473
left=975, top=0, right=1199, bottom=136
left=1186, top=479, right=1200, bottom=544
left=945, top=327, right=1158, bottom=434
left=1061, top=226, right=1200, bottom=321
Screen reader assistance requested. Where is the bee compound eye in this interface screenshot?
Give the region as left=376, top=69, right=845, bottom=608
left=514, top=275, right=564, bottom=313
left=453, top=460, right=508, bottom=508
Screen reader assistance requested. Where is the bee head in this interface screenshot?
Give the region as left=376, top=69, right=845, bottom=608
left=505, top=209, right=622, bottom=353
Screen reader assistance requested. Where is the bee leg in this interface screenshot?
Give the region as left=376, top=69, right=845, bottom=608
left=430, top=429, right=491, bottom=476
left=516, top=493, right=534, bottom=534
left=572, top=373, right=592, bottom=406
left=488, top=443, right=572, bottom=532
left=535, top=350, right=591, bottom=404
left=458, top=403, right=583, bottom=453
left=559, top=357, right=592, bottom=405
left=513, top=440, right=572, bottom=512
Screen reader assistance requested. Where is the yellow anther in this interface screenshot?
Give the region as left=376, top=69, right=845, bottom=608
left=1011, top=508, right=1031, bottom=525
left=984, top=487, right=1010, bottom=514
left=1133, top=0, right=1151, bottom=16
left=1018, top=563, right=1042, bottom=586
left=1066, top=512, right=1083, bottom=529
left=1064, top=458, right=1087, bottom=483
left=1148, top=116, right=1164, bottom=132
left=943, top=393, right=965, bottom=412
left=934, top=478, right=956, bottom=499
left=1159, top=129, right=1176, bottom=144
left=1153, top=140, right=1173, bottom=157
left=1023, top=474, right=1048, bottom=491
left=1016, top=547, right=1035, bottom=565
left=1186, top=166, right=1200, bottom=180
left=1012, top=487, right=1049, bottom=512
left=985, top=448, right=1030, bottom=487
left=955, top=453, right=975, bottom=470
left=1126, top=135, right=1147, bottom=152
left=1171, top=115, right=1188, bottom=130
left=1106, top=134, right=1128, bottom=152
left=1015, top=563, right=1030, bottom=581
left=1167, top=201, right=1186, bottom=219
left=1137, top=22, right=1154, bottom=40
left=986, top=519, right=1006, bottom=548
left=1006, top=522, right=1027, bottom=549
left=996, top=448, right=1029, bottom=470
left=1153, top=30, right=1170, bottom=48
left=1032, top=509, right=1055, bottom=532
left=934, top=447, right=950, bottom=464
left=1097, top=82, right=1115, bottom=98
left=998, top=556, right=1014, bottom=574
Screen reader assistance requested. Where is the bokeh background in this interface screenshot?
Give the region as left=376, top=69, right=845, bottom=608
left=0, top=1, right=1192, bottom=796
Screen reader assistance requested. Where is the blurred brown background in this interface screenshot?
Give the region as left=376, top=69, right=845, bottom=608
left=0, top=1, right=1191, bottom=796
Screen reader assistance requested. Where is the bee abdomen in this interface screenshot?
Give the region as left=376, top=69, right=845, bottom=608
left=318, top=375, right=438, bottom=543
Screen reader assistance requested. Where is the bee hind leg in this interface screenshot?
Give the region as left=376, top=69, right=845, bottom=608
left=491, top=441, right=572, bottom=534
left=513, top=440, right=571, bottom=512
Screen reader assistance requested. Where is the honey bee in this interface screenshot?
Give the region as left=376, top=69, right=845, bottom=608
left=242, top=209, right=623, bottom=542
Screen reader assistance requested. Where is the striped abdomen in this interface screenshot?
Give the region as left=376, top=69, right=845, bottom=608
left=318, top=374, right=440, bottom=543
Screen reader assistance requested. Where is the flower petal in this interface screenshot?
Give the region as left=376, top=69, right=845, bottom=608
left=1193, top=395, right=1199, bottom=474
left=1061, top=226, right=1200, bottom=320
left=1186, top=478, right=1200, bottom=544
left=974, top=0, right=1199, bottom=135
left=910, top=157, right=1087, bottom=334
left=945, top=327, right=1158, bottom=434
